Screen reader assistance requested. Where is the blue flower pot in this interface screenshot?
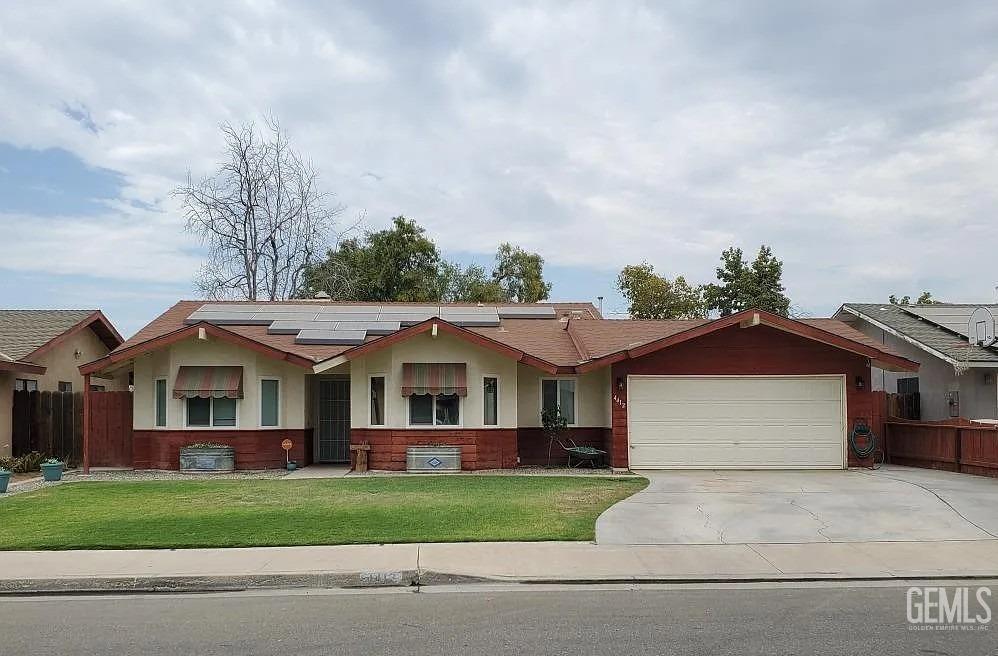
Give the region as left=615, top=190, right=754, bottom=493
left=40, top=462, right=63, bottom=482
left=286, top=462, right=297, bottom=471
left=0, top=471, right=10, bottom=493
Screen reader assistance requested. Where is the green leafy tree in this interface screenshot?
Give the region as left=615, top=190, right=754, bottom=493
left=890, top=292, right=938, bottom=305
left=704, top=245, right=791, bottom=316
left=304, top=216, right=441, bottom=301
left=492, top=243, right=552, bottom=303
left=616, top=263, right=707, bottom=319
left=437, top=262, right=506, bottom=303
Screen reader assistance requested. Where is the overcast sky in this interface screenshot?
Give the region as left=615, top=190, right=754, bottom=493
left=2, top=1, right=998, bottom=336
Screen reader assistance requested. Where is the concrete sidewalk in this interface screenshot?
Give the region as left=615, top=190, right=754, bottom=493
left=2, top=539, right=998, bottom=592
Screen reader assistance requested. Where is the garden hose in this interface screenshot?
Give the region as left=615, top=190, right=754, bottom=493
left=849, top=419, right=882, bottom=468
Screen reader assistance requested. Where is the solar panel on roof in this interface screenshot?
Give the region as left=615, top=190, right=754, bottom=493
left=439, top=306, right=500, bottom=316
left=332, top=321, right=401, bottom=335
left=268, top=320, right=338, bottom=334
left=295, top=329, right=367, bottom=345
left=444, top=315, right=502, bottom=327
left=197, top=304, right=272, bottom=313
left=378, top=312, right=436, bottom=325
left=251, top=312, right=322, bottom=323
left=316, top=305, right=383, bottom=314
left=317, top=312, right=382, bottom=322
left=381, top=305, right=440, bottom=313
left=497, top=306, right=557, bottom=319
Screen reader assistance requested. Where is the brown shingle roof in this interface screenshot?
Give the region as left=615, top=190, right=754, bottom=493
left=106, top=302, right=911, bottom=372
left=0, top=310, right=99, bottom=362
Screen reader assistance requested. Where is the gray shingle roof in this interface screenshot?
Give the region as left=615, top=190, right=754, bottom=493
left=840, top=303, right=998, bottom=364
left=0, top=310, right=96, bottom=362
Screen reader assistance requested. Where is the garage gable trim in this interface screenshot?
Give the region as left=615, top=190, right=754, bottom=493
left=578, top=309, right=919, bottom=373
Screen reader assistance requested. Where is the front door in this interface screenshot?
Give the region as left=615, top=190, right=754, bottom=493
left=317, top=378, right=351, bottom=463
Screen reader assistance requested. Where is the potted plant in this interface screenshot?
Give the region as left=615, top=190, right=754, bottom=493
left=286, top=460, right=297, bottom=472
left=40, top=458, right=64, bottom=482
left=179, top=442, right=235, bottom=473
left=0, top=467, right=10, bottom=493
left=543, top=407, right=569, bottom=466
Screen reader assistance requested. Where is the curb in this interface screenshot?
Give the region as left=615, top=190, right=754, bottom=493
left=0, top=571, right=493, bottom=596
left=2, top=571, right=996, bottom=595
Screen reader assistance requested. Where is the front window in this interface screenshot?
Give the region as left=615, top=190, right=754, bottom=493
left=187, top=397, right=237, bottom=427
left=370, top=376, right=386, bottom=426
left=155, top=378, right=167, bottom=427
left=541, top=378, right=576, bottom=425
left=260, top=379, right=280, bottom=427
left=484, top=376, right=499, bottom=426
left=58, top=381, right=72, bottom=392
left=409, top=393, right=461, bottom=426
left=14, top=379, right=38, bottom=392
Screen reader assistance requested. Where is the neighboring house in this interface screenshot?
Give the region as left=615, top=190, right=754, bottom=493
left=80, top=301, right=915, bottom=471
left=835, top=303, right=998, bottom=421
left=0, top=310, right=125, bottom=457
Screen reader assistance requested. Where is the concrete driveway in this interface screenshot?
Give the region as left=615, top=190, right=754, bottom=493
left=596, top=465, right=998, bottom=545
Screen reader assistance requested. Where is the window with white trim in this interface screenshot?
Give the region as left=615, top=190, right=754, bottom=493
left=186, top=397, right=237, bottom=427
left=260, top=378, right=280, bottom=427
left=14, top=379, right=38, bottom=392
left=408, top=393, right=460, bottom=426
left=483, top=376, right=499, bottom=426
left=370, top=375, right=386, bottom=426
left=154, top=378, right=167, bottom=427
left=541, top=378, right=577, bottom=425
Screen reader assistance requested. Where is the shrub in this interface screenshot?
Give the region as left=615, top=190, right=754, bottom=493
left=0, top=452, right=48, bottom=473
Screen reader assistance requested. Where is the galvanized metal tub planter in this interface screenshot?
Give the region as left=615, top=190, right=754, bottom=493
left=180, top=444, right=235, bottom=473
left=406, top=445, right=462, bottom=472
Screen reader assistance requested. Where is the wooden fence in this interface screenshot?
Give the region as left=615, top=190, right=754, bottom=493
left=12, top=390, right=83, bottom=462
left=88, top=391, right=133, bottom=467
left=885, top=418, right=998, bottom=478
left=12, top=390, right=133, bottom=467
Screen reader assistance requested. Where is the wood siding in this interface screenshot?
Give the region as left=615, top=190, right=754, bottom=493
left=516, top=427, right=610, bottom=466
left=349, top=428, right=518, bottom=471
left=133, top=429, right=313, bottom=470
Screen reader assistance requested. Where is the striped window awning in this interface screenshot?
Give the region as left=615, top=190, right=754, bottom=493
left=401, top=363, right=468, bottom=397
left=173, top=366, right=244, bottom=399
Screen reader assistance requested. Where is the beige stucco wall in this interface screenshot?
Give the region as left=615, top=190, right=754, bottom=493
left=132, top=335, right=309, bottom=431
left=0, top=373, right=12, bottom=457
left=348, top=331, right=520, bottom=429
left=23, top=328, right=125, bottom=393
left=516, top=364, right=611, bottom=428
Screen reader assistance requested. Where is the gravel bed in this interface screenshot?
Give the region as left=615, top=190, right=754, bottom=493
left=2, top=468, right=288, bottom=498
left=350, top=466, right=637, bottom=477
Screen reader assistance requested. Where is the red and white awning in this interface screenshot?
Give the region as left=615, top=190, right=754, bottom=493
left=401, top=363, right=467, bottom=397
left=173, top=366, right=244, bottom=399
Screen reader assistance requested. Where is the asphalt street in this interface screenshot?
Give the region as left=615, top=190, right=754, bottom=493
left=1, top=581, right=995, bottom=655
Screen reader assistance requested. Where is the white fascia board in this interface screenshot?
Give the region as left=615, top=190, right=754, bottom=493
left=312, top=355, right=348, bottom=374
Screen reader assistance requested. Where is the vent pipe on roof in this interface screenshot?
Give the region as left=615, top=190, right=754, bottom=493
left=597, top=296, right=604, bottom=315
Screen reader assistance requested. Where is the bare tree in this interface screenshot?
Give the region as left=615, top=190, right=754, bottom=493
left=177, top=117, right=344, bottom=300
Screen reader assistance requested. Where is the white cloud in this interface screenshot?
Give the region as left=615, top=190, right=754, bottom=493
left=2, top=1, right=998, bottom=318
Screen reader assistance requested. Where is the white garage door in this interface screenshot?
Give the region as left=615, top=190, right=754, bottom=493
left=627, top=376, right=845, bottom=469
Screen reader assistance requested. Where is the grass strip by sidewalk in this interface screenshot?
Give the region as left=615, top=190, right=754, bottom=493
left=0, top=476, right=647, bottom=550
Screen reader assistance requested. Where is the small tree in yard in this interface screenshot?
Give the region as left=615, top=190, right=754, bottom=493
left=177, top=117, right=344, bottom=300
left=543, top=406, right=569, bottom=467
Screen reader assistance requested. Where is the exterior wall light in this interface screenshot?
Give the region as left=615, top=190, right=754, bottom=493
left=855, top=376, right=865, bottom=390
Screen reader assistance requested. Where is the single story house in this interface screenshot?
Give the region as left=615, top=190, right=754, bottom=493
left=1, top=310, right=124, bottom=457
left=79, top=300, right=916, bottom=471
left=834, top=303, right=998, bottom=422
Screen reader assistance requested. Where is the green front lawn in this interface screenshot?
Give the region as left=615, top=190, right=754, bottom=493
left=0, top=476, right=647, bottom=550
